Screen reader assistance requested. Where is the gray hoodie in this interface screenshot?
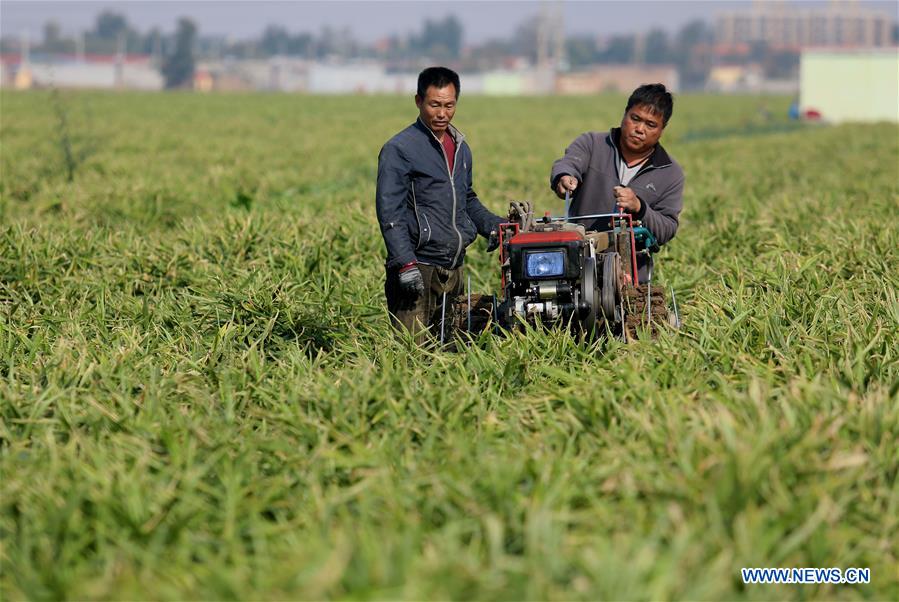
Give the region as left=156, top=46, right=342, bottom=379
left=550, top=127, right=685, bottom=246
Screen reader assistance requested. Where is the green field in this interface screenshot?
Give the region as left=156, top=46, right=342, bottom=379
left=1, top=91, right=897, bottom=600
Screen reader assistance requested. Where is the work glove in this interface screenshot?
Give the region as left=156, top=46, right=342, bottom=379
left=398, top=264, right=425, bottom=297
left=486, top=230, right=499, bottom=252
left=508, top=201, right=535, bottom=232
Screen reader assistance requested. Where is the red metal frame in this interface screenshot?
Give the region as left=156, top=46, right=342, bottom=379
left=509, top=230, right=583, bottom=244
left=602, top=213, right=640, bottom=285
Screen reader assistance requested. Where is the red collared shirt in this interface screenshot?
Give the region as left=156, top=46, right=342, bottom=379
left=441, top=133, right=456, bottom=174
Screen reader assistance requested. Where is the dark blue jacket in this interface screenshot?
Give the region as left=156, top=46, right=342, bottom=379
left=376, top=119, right=503, bottom=270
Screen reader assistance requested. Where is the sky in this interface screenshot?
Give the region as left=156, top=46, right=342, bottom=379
left=1, top=1, right=896, bottom=43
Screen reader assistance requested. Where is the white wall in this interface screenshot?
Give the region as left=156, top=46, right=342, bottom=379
left=800, top=49, right=899, bottom=123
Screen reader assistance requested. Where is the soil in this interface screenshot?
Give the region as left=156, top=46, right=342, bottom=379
left=622, top=284, right=671, bottom=340
left=449, top=286, right=673, bottom=343
left=450, top=293, right=497, bottom=336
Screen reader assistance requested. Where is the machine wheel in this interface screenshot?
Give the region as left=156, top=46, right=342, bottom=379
left=601, top=253, right=622, bottom=324
left=580, top=255, right=598, bottom=335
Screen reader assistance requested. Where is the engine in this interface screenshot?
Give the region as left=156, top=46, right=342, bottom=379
left=504, top=226, right=586, bottom=323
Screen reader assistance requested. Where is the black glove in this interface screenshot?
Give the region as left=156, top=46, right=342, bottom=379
left=398, top=265, right=425, bottom=296
left=486, top=230, right=499, bottom=252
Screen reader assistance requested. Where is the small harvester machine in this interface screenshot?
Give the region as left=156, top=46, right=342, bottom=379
left=452, top=200, right=679, bottom=342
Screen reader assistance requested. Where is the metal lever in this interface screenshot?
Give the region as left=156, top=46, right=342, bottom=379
left=440, top=291, right=447, bottom=344
left=467, top=275, right=471, bottom=334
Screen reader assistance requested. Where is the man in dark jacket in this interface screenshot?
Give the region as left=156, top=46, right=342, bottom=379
left=550, top=83, right=685, bottom=282
left=376, top=67, right=504, bottom=341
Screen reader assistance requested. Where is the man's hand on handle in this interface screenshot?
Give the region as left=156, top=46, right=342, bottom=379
left=613, top=186, right=642, bottom=214
left=554, top=175, right=578, bottom=199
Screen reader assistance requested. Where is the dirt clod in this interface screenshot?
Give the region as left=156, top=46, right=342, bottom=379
left=623, top=285, right=671, bottom=340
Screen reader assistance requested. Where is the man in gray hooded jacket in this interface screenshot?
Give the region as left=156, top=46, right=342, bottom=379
left=550, top=83, right=685, bottom=282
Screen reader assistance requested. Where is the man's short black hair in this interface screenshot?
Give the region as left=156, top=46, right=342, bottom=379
left=625, top=83, right=673, bottom=125
left=417, top=66, right=460, bottom=99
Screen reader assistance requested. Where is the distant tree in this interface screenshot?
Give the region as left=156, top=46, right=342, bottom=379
left=764, top=49, right=799, bottom=79
left=675, top=19, right=714, bottom=50
left=673, top=19, right=714, bottom=89
left=162, top=18, right=197, bottom=89
left=599, top=35, right=635, bottom=64
left=85, top=11, right=145, bottom=54
left=142, top=28, right=163, bottom=56
left=0, top=37, right=18, bottom=53
left=334, top=27, right=360, bottom=58
left=288, top=32, right=314, bottom=57
left=315, top=25, right=339, bottom=58
left=412, top=16, right=464, bottom=59
left=748, top=40, right=768, bottom=63
left=41, top=20, right=75, bottom=53
left=43, top=21, right=61, bottom=46
left=469, top=38, right=515, bottom=68
left=565, top=35, right=599, bottom=68
left=438, top=15, right=464, bottom=59
left=261, top=25, right=290, bottom=56
left=509, top=16, right=539, bottom=62
left=226, top=39, right=260, bottom=60
left=95, top=11, right=129, bottom=40
left=644, top=29, right=670, bottom=65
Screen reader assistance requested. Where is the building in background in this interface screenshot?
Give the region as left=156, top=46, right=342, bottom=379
left=194, top=59, right=298, bottom=92
left=1, top=52, right=162, bottom=90
left=556, top=65, right=678, bottom=95
left=705, top=63, right=798, bottom=94
left=800, top=48, right=899, bottom=122
left=706, top=64, right=764, bottom=92
left=716, top=0, right=894, bottom=49
left=306, top=61, right=385, bottom=94
left=1, top=54, right=30, bottom=88
left=30, top=54, right=163, bottom=90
